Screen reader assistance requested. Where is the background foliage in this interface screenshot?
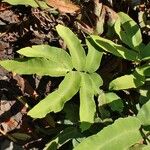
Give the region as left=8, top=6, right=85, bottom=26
left=0, top=0, right=150, bottom=149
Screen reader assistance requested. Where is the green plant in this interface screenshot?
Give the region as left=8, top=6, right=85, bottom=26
left=70, top=11, right=150, bottom=150
left=0, top=24, right=103, bottom=131
left=1, top=14, right=150, bottom=149
left=74, top=98, right=150, bottom=149
left=74, top=117, right=142, bottom=150
left=91, top=12, right=150, bottom=90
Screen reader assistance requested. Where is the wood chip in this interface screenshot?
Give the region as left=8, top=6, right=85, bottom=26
left=46, top=0, right=80, bottom=13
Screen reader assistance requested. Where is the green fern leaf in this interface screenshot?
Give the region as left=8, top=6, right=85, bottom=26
left=28, top=71, right=81, bottom=118
left=74, top=117, right=142, bottom=150
left=56, top=25, right=86, bottom=71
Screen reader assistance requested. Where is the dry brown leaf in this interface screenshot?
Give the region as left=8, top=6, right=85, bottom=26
left=94, top=1, right=106, bottom=35
left=2, top=118, right=18, bottom=132
left=77, top=21, right=94, bottom=34
left=0, top=2, right=11, bottom=11
left=0, top=99, right=23, bottom=133
left=46, top=0, right=80, bottom=13
left=12, top=73, right=38, bottom=99
left=104, top=5, right=118, bottom=25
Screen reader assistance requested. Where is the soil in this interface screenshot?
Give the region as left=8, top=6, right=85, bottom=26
left=0, top=2, right=71, bottom=149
